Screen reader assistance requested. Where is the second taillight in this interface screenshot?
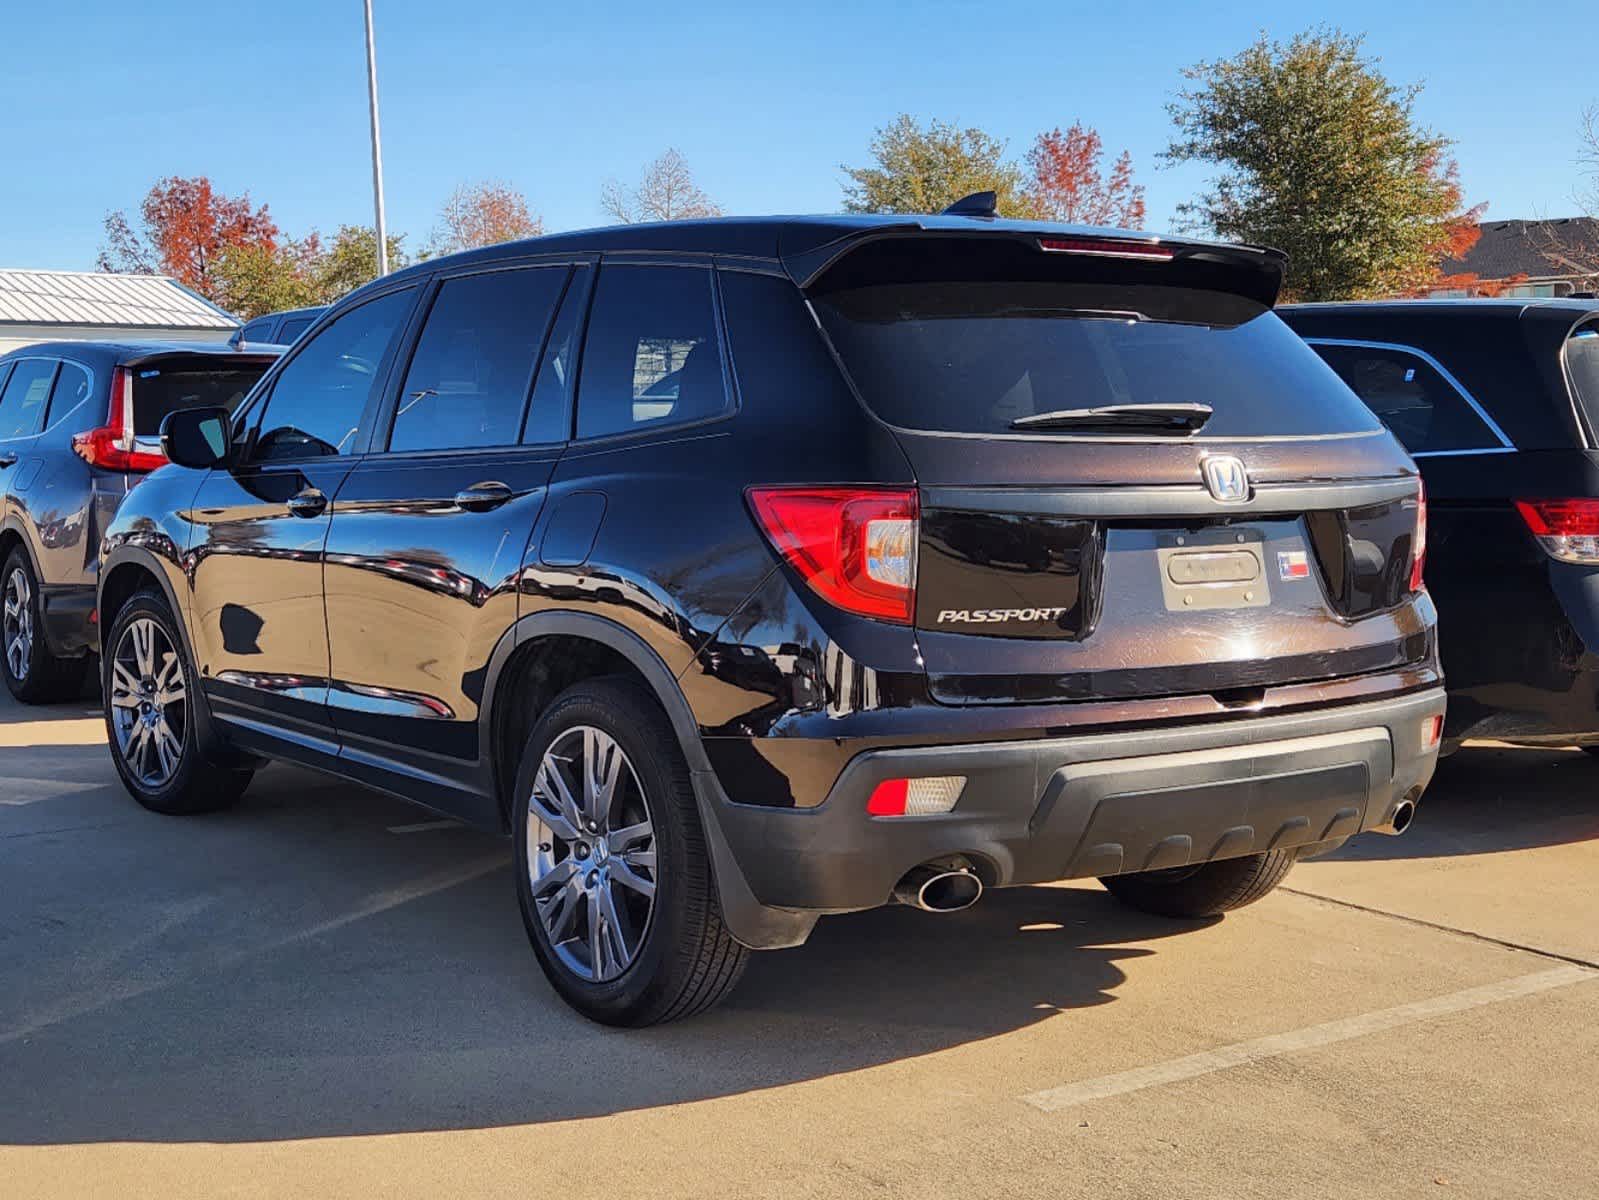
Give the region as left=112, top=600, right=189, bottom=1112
left=1515, top=497, right=1599, bottom=564
left=747, top=487, right=918, bottom=624
left=71, top=366, right=168, bottom=474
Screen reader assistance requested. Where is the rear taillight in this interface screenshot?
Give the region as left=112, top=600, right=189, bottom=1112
left=747, top=486, right=918, bottom=624
left=1515, top=498, right=1599, bottom=564
left=1409, top=481, right=1427, bottom=592
left=71, top=366, right=167, bottom=473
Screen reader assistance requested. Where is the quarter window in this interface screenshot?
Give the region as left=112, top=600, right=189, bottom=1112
left=576, top=266, right=728, bottom=440
left=251, top=288, right=415, bottom=462
left=523, top=266, right=591, bottom=444
left=1311, top=343, right=1503, bottom=454
left=47, top=362, right=91, bottom=426
left=0, top=359, right=57, bottom=440
left=276, top=317, right=314, bottom=344
left=390, top=267, right=567, bottom=453
left=239, top=320, right=276, bottom=343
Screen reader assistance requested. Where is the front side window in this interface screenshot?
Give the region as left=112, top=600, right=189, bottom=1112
left=576, top=266, right=728, bottom=440
left=0, top=359, right=57, bottom=440
left=389, top=267, right=567, bottom=453
left=251, top=288, right=414, bottom=462
left=1312, top=343, right=1502, bottom=454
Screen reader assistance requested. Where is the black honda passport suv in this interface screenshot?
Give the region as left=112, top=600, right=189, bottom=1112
left=98, top=210, right=1444, bottom=1025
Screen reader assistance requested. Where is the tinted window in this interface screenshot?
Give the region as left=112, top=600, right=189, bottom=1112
left=0, top=359, right=56, bottom=440
left=133, top=363, right=270, bottom=435
left=47, top=362, right=91, bottom=426
left=524, top=266, right=590, bottom=444
left=276, top=317, right=313, bottom=344
left=252, top=288, right=414, bottom=461
left=1567, top=325, right=1599, bottom=439
left=240, top=320, right=276, bottom=343
left=576, top=266, right=728, bottom=439
left=1312, top=343, right=1501, bottom=454
left=389, top=268, right=566, bottom=453
left=814, top=283, right=1381, bottom=439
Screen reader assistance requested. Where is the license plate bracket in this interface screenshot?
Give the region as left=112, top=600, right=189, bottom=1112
left=1156, top=528, right=1269, bottom=611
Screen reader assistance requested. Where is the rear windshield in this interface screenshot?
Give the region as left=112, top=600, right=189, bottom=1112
left=1568, top=325, right=1599, bottom=439
left=813, top=281, right=1384, bottom=439
left=132, top=364, right=269, bottom=435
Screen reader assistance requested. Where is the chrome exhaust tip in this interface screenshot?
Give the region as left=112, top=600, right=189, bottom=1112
left=1371, top=797, right=1417, bottom=836
left=893, top=861, right=983, bottom=912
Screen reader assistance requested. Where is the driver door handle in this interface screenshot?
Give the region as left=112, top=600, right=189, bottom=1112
left=0, top=452, right=17, bottom=469
left=286, top=487, right=328, bottom=519
left=454, top=481, right=514, bottom=512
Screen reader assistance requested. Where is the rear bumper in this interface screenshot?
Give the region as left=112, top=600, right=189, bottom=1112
left=708, top=688, right=1445, bottom=915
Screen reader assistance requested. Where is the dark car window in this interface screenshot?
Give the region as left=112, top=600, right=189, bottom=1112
left=0, top=359, right=57, bottom=440
left=576, top=265, right=729, bottom=440
left=524, top=265, right=590, bottom=444
left=814, top=282, right=1381, bottom=439
left=389, top=267, right=567, bottom=453
left=46, top=362, right=91, bottom=426
left=239, top=319, right=276, bottom=343
left=132, top=363, right=270, bottom=436
left=1566, top=325, right=1599, bottom=440
left=251, top=288, right=414, bottom=462
left=276, top=317, right=313, bottom=344
left=1311, top=343, right=1502, bottom=454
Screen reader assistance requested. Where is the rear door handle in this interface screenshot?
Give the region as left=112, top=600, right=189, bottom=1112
left=286, top=488, right=328, bottom=518
left=454, top=481, right=514, bottom=512
left=0, top=453, right=17, bottom=469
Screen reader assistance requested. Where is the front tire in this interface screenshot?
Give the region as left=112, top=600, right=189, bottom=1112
left=2, top=548, right=89, bottom=704
left=513, top=678, right=748, bottom=1026
left=1100, top=850, right=1296, bottom=918
left=103, top=588, right=252, bottom=815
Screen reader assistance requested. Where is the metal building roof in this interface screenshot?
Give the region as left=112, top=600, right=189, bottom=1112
left=0, top=269, right=238, bottom=330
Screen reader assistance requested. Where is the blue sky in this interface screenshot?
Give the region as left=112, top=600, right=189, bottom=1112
left=2, top=0, right=1593, bottom=271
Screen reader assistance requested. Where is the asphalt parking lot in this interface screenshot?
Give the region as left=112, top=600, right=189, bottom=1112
left=2, top=686, right=1597, bottom=1199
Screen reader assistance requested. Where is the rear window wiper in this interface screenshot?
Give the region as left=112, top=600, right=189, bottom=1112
left=1010, top=402, right=1213, bottom=433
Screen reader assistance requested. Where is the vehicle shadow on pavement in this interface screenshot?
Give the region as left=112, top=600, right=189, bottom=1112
left=1327, top=742, right=1599, bottom=863
left=0, top=765, right=1211, bottom=1145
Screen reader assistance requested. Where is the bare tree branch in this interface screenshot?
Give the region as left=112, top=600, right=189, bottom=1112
left=600, top=150, right=722, bottom=224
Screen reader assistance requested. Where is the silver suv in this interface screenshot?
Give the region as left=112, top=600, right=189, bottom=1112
left=0, top=341, right=277, bottom=702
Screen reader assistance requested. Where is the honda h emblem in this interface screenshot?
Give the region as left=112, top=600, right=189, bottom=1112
left=1202, top=456, right=1250, bottom=503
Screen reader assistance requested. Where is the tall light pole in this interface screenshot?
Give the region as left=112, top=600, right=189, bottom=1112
left=362, top=0, right=389, bottom=276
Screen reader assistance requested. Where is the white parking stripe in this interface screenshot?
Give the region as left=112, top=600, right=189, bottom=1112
left=1022, top=965, right=1599, bottom=1112
left=0, top=777, right=103, bottom=806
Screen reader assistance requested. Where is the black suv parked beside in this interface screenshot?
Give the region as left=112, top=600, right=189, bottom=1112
left=1282, top=299, right=1599, bottom=748
left=99, top=212, right=1444, bottom=1025
left=1, top=341, right=277, bottom=701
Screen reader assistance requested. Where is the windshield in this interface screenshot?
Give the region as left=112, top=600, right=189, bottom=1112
left=1567, top=324, right=1599, bottom=440
left=813, top=281, right=1383, bottom=439
left=132, top=364, right=270, bottom=436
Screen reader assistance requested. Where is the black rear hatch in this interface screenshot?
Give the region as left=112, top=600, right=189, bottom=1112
left=801, top=228, right=1428, bottom=705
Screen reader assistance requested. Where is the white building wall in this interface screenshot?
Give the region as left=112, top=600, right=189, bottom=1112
left=0, top=323, right=235, bottom=355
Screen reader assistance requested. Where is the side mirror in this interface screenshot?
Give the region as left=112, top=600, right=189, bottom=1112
left=160, top=406, right=233, bottom=469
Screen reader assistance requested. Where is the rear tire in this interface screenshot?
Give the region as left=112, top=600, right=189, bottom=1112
left=513, top=677, right=748, bottom=1026
left=1100, top=850, right=1295, bottom=918
left=103, top=588, right=252, bottom=815
left=2, top=548, right=90, bottom=704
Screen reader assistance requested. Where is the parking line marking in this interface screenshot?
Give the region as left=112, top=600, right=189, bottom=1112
left=387, top=819, right=462, bottom=834
left=0, top=777, right=103, bottom=806
left=1022, top=965, right=1599, bottom=1112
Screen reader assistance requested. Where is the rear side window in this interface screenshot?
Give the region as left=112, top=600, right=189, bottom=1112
left=0, top=359, right=56, bottom=439
left=813, top=282, right=1380, bottom=439
left=252, top=287, right=414, bottom=461
left=48, top=362, right=91, bottom=425
left=389, top=267, right=567, bottom=453
left=132, top=363, right=269, bottom=436
left=277, top=317, right=314, bottom=343
left=239, top=319, right=275, bottom=343
left=1567, top=325, right=1599, bottom=439
left=576, top=265, right=728, bottom=439
left=1312, top=343, right=1504, bottom=454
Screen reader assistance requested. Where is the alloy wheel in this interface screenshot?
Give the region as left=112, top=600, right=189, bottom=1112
left=3, top=567, right=33, bottom=682
left=109, top=617, right=187, bottom=788
left=526, top=726, right=659, bottom=982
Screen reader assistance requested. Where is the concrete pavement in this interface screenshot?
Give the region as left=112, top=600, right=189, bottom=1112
left=2, top=685, right=1596, bottom=1198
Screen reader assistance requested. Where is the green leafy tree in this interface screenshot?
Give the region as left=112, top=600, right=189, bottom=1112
left=842, top=115, right=1030, bottom=217
left=213, top=234, right=324, bottom=318
left=1164, top=29, right=1481, bottom=300
left=311, top=225, right=410, bottom=301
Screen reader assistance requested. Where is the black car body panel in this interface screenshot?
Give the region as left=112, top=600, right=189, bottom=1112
left=1283, top=298, right=1599, bottom=745
left=101, top=216, right=1443, bottom=950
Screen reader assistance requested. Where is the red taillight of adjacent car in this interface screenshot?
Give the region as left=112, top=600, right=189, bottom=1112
left=71, top=366, right=168, bottom=473
left=1409, top=480, right=1428, bottom=593
left=1514, top=497, right=1599, bottom=564
left=746, top=486, right=918, bottom=624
